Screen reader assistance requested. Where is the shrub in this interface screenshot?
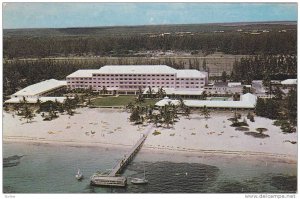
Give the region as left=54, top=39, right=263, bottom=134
left=235, top=127, right=249, bottom=131
left=228, top=118, right=238, bottom=122
left=230, top=122, right=249, bottom=127
left=280, top=122, right=296, bottom=133
left=256, top=128, right=268, bottom=134
left=249, top=115, right=255, bottom=122
left=153, top=130, right=161, bottom=136
left=244, top=131, right=270, bottom=138
left=273, top=120, right=285, bottom=126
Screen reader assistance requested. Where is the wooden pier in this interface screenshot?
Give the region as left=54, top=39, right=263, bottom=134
left=90, top=125, right=153, bottom=187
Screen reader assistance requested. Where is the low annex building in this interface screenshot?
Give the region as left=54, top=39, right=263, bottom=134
left=156, top=93, right=257, bottom=109
left=5, top=79, right=67, bottom=104
left=66, top=65, right=208, bottom=95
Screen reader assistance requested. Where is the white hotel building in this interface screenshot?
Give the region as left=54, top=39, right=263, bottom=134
left=66, top=65, right=208, bottom=95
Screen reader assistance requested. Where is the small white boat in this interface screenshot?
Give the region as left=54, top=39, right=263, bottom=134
left=131, top=164, right=148, bottom=184
left=75, top=169, right=83, bottom=180
left=131, top=177, right=148, bottom=184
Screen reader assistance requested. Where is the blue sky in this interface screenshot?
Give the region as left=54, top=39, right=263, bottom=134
left=3, top=2, right=298, bottom=29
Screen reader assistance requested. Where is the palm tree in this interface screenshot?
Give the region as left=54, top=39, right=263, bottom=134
left=157, top=87, right=166, bottom=99
left=162, top=110, right=173, bottom=128
left=146, top=86, right=155, bottom=98
left=135, top=93, right=144, bottom=103
left=273, top=86, right=284, bottom=100
left=183, top=106, right=191, bottom=119
left=22, top=105, right=35, bottom=123
left=233, top=92, right=239, bottom=101
left=101, top=86, right=108, bottom=95
left=130, top=107, right=141, bottom=124
left=126, top=102, right=134, bottom=112
left=201, top=91, right=207, bottom=100
left=201, top=105, right=210, bottom=119
left=153, top=114, right=160, bottom=127
left=178, top=97, right=185, bottom=109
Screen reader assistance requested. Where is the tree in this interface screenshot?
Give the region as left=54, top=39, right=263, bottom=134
left=221, top=71, right=227, bottom=82
left=263, top=73, right=272, bottom=97
left=202, top=59, right=207, bottom=71
left=157, top=87, right=166, bottom=99
left=255, top=98, right=266, bottom=117
left=285, top=88, right=297, bottom=126
left=146, top=86, right=155, bottom=98
left=255, top=98, right=279, bottom=120
left=201, top=91, right=207, bottom=100
left=129, top=106, right=142, bottom=124
left=273, top=86, right=284, bottom=100
left=126, top=102, right=134, bottom=112
left=242, top=86, right=251, bottom=94
left=153, top=114, right=160, bottom=127
left=22, top=105, right=35, bottom=123
left=200, top=105, right=210, bottom=119
left=233, top=93, right=239, bottom=101
left=162, top=108, right=173, bottom=128
left=183, top=106, right=191, bottom=119
left=135, top=94, right=144, bottom=104
left=101, top=86, right=108, bottom=95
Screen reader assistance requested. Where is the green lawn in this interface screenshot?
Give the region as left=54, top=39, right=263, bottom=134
left=91, top=95, right=158, bottom=107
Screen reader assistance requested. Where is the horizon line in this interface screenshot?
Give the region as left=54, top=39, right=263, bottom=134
left=3, top=20, right=297, bottom=30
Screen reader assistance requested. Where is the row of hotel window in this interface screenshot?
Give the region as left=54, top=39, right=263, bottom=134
left=68, top=81, right=204, bottom=85
left=91, top=74, right=176, bottom=77
left=69, top=85, right=203, bottom=89
left=67, top=77, right=204, bottom=81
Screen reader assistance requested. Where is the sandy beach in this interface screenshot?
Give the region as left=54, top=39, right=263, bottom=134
left=3, top=108, right=297, bottom=161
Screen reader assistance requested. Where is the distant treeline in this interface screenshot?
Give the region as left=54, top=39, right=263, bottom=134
left=230, top=55, right=297, bottom=84
left=3, top=58, right=189, bottom=97
left=4, top=31, right=297, bottom=58
left=3, top=54, right=296, bottom=98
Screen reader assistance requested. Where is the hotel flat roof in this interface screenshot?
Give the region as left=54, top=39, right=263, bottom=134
left=176, top=70, right=207, bottom=78
left=67, top=65, right=207, bottom=78
left=96, top=65, right=177, bottom=74
left=66, top=69, right=99, bottom=78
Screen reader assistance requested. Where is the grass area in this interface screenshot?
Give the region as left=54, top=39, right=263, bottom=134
left=90, top=95, right=158, bottom=107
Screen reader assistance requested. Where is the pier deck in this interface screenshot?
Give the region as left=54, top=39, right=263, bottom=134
left=109, top=125, right=153, bottom=176
left=90, top=125, right=153, bottom=187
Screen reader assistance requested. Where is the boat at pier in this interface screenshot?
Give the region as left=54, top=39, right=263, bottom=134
left=75, top=169, right=83, bottom=180
left=90, top=174, right=127, bottom=187
left=131, top=164, right=148, bottom=184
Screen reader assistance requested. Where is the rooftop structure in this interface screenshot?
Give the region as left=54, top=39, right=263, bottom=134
left=5, top=79, right=67, bottom=104
left=156, top=93, right=257, bottom=109
left=204, top=81, right=244, bottom=95
left=281, top=79, right=297, bottom=85
left=67, top=65, right=208, bottom=95
left=143, top=87, right=204, bottom=96
left=66, top=69, right=100, bottom=78
left=10, top=79, right=67, bottom=98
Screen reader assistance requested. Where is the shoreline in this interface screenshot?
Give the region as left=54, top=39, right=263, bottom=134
left=3, top=107, right=297, bottom=163
left=3, top=137, right=297, bottom=163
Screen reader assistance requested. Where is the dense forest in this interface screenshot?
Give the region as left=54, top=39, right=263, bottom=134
left=3, top=22, right=297, bottom=97
left=4, top=31, right=297, bottom=58
left=3, top=58, right=191, bottom=97
left=230, top=55, right=297, bottom=83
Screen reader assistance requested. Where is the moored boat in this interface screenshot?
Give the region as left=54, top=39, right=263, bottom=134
left=75, top=169, right=83, bottom=180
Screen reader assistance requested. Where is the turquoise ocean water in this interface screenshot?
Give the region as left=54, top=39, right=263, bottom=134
left=3, top=142, right=297, bottom=193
